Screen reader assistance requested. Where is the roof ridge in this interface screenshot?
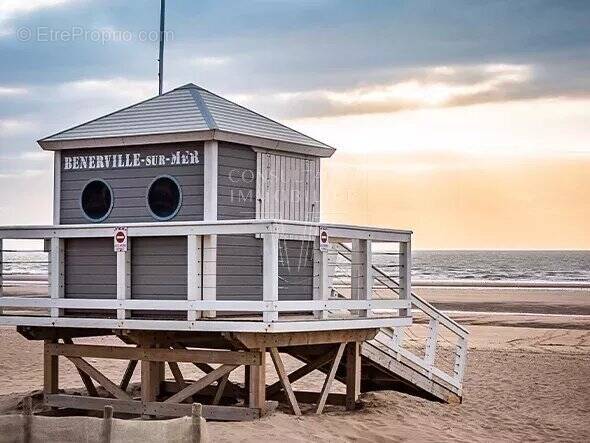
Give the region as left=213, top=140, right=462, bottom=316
left=38, top=87, right=182, bottom=142
left=196, top=87, right=332, bottom=150
left=188, top=87, right=217, bottom=130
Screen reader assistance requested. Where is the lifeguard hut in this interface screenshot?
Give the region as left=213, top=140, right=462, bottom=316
left=0, top=84, right=468, bottom=420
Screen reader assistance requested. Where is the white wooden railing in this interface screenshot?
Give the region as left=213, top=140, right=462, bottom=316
left=0, top=220, right=413, bottom=333
left=332, top=243, right=469, bottom=393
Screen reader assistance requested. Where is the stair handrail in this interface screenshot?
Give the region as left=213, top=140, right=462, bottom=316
left=334, top=243, right=469, bottom=338
left=334, top=242, right=469, bottom=392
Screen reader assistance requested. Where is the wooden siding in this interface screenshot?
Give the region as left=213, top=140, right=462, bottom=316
left=216, top=143, right=313, bottom=301
left=61, top=143, right=202, bottom=304
left=64, top=238, right=116, bottom=300
left=131, top=237, right=187, bottom=301
left=257, top=151, right=320, bottom=222
left=60, top=143, right=204, bottom=224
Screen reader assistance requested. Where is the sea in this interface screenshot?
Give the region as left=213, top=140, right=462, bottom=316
left=1, top=250, right=589, bottom=285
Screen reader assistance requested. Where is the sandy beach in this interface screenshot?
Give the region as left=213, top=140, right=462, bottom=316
left=0, top=286, right=589, bottom=442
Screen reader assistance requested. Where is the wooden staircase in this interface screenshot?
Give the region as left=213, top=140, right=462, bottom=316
left=288, top=243, right=469, bottom=404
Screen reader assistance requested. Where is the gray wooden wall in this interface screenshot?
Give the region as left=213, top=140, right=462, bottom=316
left=59, top=140, right=314, bottom=308
left=60, top=143, right=204, bottom=224
left=61, top=143, right=203, bottom=303
left=216, top=143, right=314, bottom=302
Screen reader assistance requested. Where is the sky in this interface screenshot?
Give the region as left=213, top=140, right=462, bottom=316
left=0, top=0, right=589, bottom=249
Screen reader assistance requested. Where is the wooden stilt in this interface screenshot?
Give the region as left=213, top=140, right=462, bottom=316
left=248, top=348, right=266, bottom=412
left=43, top=339, right=58, bottom=396
left=316, top=343, right=346, bottom=414
left=141, top=360, right=161, bottom=404
left=269, top=347, right=301, bottom=416
left=119, top=360, right=138, bottom=391
left=346, top=342, right=361, bottom=410
left=212, top=373, right=229, bottom=406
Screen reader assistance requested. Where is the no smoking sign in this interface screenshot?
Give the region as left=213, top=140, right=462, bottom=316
left=114, top=227, right=128, bottom=252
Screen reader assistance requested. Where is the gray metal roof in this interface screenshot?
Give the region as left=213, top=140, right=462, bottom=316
left=39, top=83, right=335, bottom=157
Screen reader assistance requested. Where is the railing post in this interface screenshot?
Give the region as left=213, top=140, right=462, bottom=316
left=453, top=336, right=468, bottom=385
left=351, top=239, right=372, bottom=317
left=263, top=232, right=279, bottom=323
left=187, top=235, right=202, bottom=321
left=0, top=238, right=3, bottom=316
left=390, top=327, right=405, bottom=351
left=399, top=239, right=412, bottom=317
left=49, top=237, right=64, bottom=318
left=313, top=237, right=329, bottom=319
left=116, top=239, right=131, bottom=320
left=424, top=318, right=439, bottom=367
left=202, top=234, right=217, bottom=318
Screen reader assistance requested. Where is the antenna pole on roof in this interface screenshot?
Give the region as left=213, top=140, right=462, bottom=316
left=158, top=0, right=166, bottom=95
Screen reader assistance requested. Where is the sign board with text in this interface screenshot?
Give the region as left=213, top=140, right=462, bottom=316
left=114, top=227, right=128, bottom=252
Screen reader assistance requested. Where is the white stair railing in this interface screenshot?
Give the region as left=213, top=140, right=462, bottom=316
left=334, top=243, right=469, bottom=393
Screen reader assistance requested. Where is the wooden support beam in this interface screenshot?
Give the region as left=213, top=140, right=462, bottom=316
left=173, top=344, right=243, bottom=398
left=141, top=360, right=161, bottom=404
left=266, top=350, right=336, bottom=397
left=231, top=329, right=377, bottom=349
left=45, top=394, right=261, bottom=421
left=62, top=338, right=98, bottom=396
left=67, top=356, right=132, bottom=401
left=161, top=381, right=240, bottom=401
left=346, top=342, right=361, bottom=410
left=45, top=342, right=260, bottom=365
left=270, top=390, right=347, bottom=407
left=43, top=339, right=59, bottom=396
left=168, top=362, right=186, bottom=390
left=269, top=347, right=301, bottom=416
left=248, top=348, right=266, bottom=411
left=212, top=374, right=229, bottom=406
left=119, top=360, right=137, bottom=391
left=165, top=364, right=238, bottom=404
left=316, top=343, right=346, bottom=414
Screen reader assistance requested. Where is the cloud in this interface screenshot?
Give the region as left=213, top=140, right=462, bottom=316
left=0, top=86, right=29, bottom=96
left=190, top=56, right=231, bottom=68
left=0, top=0, right=79, bottom=34
left=56, top=77, right=156, bottom=102
left=236, top=63, right=534, bottom=118
left=0, top=118, right=35, bottom=134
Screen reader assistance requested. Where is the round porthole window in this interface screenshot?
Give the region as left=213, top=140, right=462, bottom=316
left=147, top=175, right=182, bottom=220
left=80, top=179, right=113, bottom=222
